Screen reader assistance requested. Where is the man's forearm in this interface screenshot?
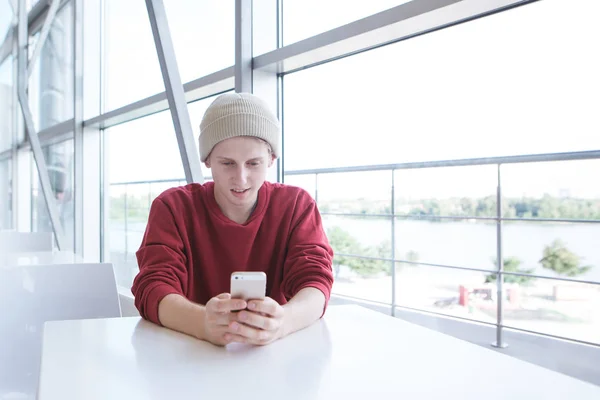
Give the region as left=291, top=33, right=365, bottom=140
left=158, top=293, right=206, bottom=340
left=281, top=287, right=327, bottom=337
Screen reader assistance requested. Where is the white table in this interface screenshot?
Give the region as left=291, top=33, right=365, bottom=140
left=37, top=305, right=600, bottom=400
left=0, top=251, right=86, bottom=268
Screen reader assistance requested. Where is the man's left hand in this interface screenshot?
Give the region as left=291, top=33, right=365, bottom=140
left=224, top=297, right=286, bottom=345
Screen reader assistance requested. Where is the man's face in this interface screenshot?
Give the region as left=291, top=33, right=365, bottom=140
left=206, top=136, right=275, bottom=211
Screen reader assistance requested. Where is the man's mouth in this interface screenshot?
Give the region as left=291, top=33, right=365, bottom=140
left=231, top=188, right=250, bottom=193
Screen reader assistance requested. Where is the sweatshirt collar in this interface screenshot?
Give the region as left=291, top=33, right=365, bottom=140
left=205, top=181, right=270, bottom=226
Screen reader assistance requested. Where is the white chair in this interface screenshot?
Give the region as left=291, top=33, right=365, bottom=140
left=0, top=231, right=55, bottom=253
left=0, top=262, right=122, bottom=399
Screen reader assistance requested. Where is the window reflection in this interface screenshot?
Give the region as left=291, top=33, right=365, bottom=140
left=31, top=139, right=75, bottom=249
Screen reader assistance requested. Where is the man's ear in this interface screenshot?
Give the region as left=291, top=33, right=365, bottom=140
left=204, top=157, right=211, bottom=168
left=268, top=153, right=277, bottom=167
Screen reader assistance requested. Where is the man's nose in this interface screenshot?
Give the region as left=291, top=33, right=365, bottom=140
left=234, top=165, right=248, bottom=184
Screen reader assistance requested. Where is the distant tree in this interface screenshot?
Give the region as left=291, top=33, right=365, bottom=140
left=485, top=256, right=535, bottom=285
left=319, top=203, right=330, bottom=213
left=460, top=197, right=475, bottom=216
left=406, top=250, right=419, bottom=263
left=539, top=239, right=592, bottom=277
left=395, top=249, right=419, bottom=272
left=475, top=196, right=496, bottom=217
left=369, top=239, right=392, bottom=276
left=327, top=226, right=390, bottom=278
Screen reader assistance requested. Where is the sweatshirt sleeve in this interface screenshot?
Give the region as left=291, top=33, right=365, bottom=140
left=282, top=192, right=334, bottom=316
left=131, top=197, right=188, bottom=325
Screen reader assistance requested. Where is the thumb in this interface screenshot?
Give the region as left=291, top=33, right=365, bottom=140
left=216, top=293, right=231, bottom=300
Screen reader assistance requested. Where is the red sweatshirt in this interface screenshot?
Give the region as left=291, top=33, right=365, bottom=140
left=131, top=181, right=334, bottom=325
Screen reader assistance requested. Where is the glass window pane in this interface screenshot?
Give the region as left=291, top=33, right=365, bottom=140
left=163, top=1, right=234, bottom=84
left=0, top=56, right=13, bottom=152
left=502, top=278, right=600, bottom=345
left=106, top=110, right=185, bottom=184
left=0, top=0, right=12, bottom=40
left=0, top=158, right=12, bottom=230
left=317, top=171, right=392, bottom=214
left=324, top=215, right=393, bottom=306
left=252, top=0, right=277, bottom=57
left=324, top=214, right=391, bottom=260
left=27, top=1, right=74, bottom=131
left=104, top=0, right=163, bottom=111
left=502, top=160, right=600, bottom=220
left=395, top=265, right=496, bottom=325
left=503, top=221, right=600, bottom=282
left=283, top=0, right=409, bottom=46
left=104, top=1, right=234, bottom=112
left=283, top=0, right=600, bottom=171
left=395, top=219, right=497, bottom=271
left=106, top=97, right=223, bottom=185
left=395, top=166, right=498, bottom=218
left=31, top=139, right=75, bottom=249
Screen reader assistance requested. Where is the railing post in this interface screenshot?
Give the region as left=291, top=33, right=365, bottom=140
left=314, top=173, right=319, bottom=204
left=492, top=164, right=508, bottom=348
left=391, top=169, right=397, bottom=317
left=124, top=185, right=129, bottom=263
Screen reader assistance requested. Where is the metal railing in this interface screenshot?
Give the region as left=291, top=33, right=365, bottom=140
left=286, top=149, right=600, bottom=348
left=108, top=149, right=600, bottom=348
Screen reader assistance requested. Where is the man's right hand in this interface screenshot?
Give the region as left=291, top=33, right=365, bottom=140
left=201, top=293, right=247, bottom=346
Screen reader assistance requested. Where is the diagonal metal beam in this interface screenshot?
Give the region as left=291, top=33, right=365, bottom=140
left=17, top=0, right=67, bottom=250
left=27, top=0, right=60, bottom=81
left=0, top=29, right=13, bottom=64
left=235, top=0, right=252, bottom=93
left=144, top=0, right=204, bottom=184
left=1, top=0, right=17, bottom=53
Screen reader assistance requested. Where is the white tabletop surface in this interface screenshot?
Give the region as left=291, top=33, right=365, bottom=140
left=37, top=305, right=600, bottom=400
left=0, top=251, right=86, bottom=268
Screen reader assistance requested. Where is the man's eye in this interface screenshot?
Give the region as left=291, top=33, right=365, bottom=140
left=222, top=162, right=233, bottom=166
left=248, top=162, right=259, bottom=166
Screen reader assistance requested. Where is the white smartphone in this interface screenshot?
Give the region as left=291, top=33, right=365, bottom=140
left=230, top=271, right=267, bottom=302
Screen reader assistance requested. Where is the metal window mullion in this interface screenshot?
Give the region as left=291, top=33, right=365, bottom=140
left=254, top=0, right=464, bottom=73
left=73, top=0, right=83, bottom=255
left=276, top=75, right=283, bottom=183
left=9, top=33, right=19, bottom=230
left=391, top=169, right=397, bottom=317
left=82, top=67, right=234, bottom=130
left=11, top=35, right=18, bottom=229
left=144, top=0, right=203, bottom=184
left=17, top=0, right=67, bottom=249
left=235, top=0, right=252, bottom=93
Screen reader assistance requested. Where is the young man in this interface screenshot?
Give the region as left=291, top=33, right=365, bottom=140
left=131, top=92, right=334, bottom=347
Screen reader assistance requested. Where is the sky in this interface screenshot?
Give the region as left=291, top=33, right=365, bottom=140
left=2, top=0, right=600, bottom=201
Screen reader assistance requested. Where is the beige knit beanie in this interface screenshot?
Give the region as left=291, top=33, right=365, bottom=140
left=198, top=92, right=281, bottom=162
